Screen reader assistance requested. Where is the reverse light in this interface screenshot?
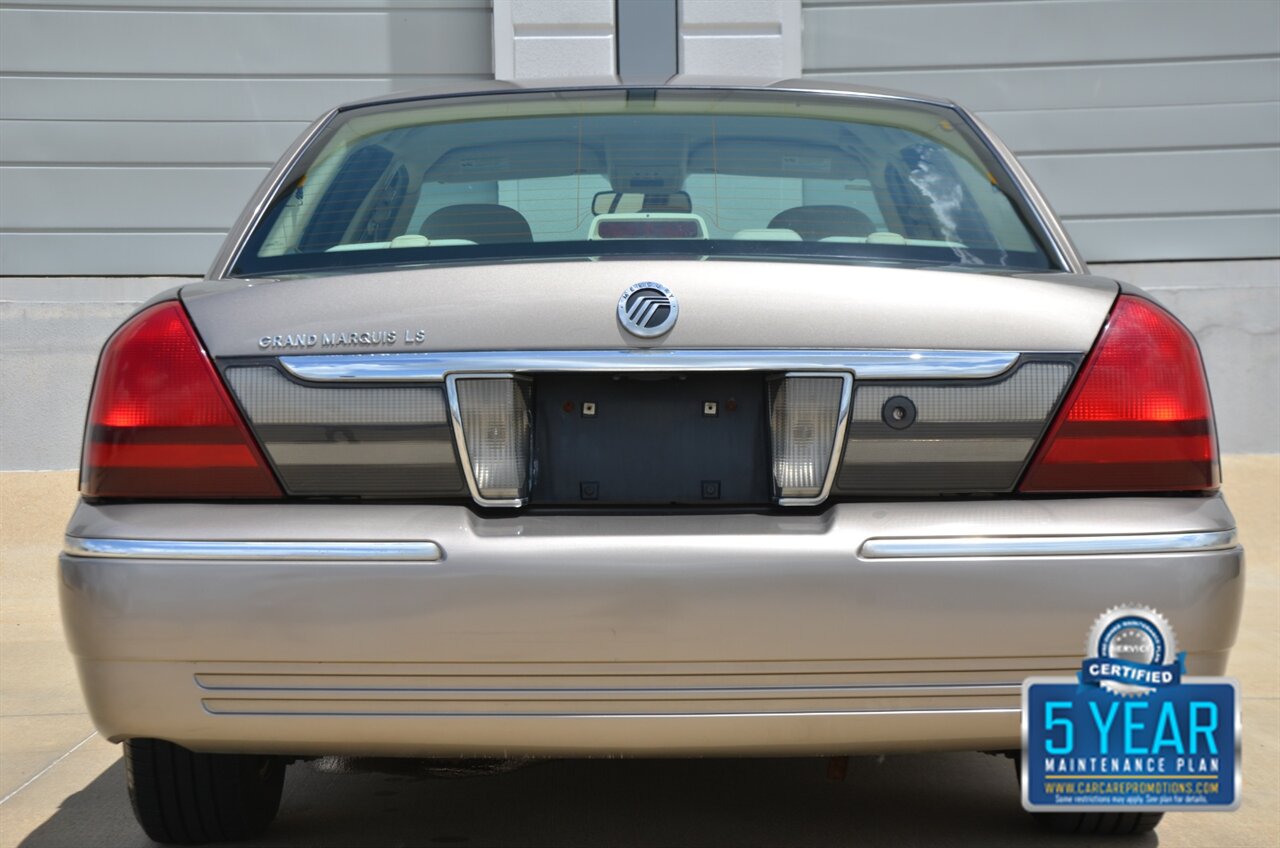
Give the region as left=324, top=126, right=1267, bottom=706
left=448, top=375, right=533, bottom=506
left=768, top=373, right=852, bottom=504
left=81, top=301, right=282, bottom=498
left=1020, top=295, right=1219, bottom=493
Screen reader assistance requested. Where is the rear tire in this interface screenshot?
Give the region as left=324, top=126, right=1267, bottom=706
left=1013, top=754, right=1162, bottom=836
left=125, top=738, right=286, bottom=844
left=1031, top=811, right=1164, bottom=836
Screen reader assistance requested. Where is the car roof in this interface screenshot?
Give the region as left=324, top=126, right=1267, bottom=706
left=336, top=75, right=959, bottom=114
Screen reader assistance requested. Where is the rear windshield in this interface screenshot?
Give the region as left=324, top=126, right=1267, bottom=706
left=232, top=89, right=1058, bottom=277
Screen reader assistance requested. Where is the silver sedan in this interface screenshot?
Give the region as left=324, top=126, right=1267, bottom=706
left=60, top=79, right=1242, bottom=843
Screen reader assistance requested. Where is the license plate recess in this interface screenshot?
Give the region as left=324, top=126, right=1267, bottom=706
left=529, top=373, right=770, bottom=505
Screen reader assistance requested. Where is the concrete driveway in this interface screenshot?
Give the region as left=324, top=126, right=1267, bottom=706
left=3, top=458, right=1277, bottom=847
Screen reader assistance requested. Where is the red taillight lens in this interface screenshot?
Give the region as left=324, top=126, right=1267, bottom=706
left=81, top=301, right=282, bottom=499
left=1020, top=295, right=1219, bottom=493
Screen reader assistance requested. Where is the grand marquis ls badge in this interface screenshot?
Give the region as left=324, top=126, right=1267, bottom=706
left=618, top=282, right=678, bottom=338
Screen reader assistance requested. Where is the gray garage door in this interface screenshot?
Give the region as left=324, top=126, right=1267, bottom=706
left=801, top=0, right=1280, bottom=263
left=0, top=0, right=494, bottom=276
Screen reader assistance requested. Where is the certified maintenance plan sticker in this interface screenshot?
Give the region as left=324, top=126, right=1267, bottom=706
left=1022, top=606, right=1241, bottom=812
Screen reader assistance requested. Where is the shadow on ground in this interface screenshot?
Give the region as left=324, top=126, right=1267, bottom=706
left=18, top=751, right=1149, bottom=848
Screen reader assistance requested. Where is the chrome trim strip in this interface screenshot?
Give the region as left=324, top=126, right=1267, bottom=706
left=200, top=704, right=1022, bottom=719
left=859, top=530, right=1239, bottom=560
left=280, top=349, right=1020, bottom=383
left=344, top=81, right=961, bottom=117
left=776, top=371, right=854, bottom=507
left=64, top=538, right=443, bottom=562
left=445, top=373, right=530, bottom=508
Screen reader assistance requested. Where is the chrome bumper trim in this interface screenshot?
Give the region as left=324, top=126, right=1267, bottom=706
left=278, top=349, right=1021, bottom=382
left=63, top=538, right=443, bottom=562
left=860, top=529, right=1238, bottom=559
left=199, top=704, right=1022, bottom=720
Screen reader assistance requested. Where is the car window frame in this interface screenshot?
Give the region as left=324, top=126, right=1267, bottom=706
left=219, top=86, right=1080, bottom=280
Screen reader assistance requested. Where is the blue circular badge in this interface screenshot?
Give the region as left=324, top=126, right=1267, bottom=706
left=1084, top=605, right=1180, bottom=696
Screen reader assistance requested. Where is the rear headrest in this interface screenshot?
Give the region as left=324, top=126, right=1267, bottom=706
left=768, top=205, right=875, bottom=241
left=420, top=204, right=533, bottom=244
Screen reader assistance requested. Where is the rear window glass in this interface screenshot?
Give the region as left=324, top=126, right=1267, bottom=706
left=234, top=89, right=1057, bottom=276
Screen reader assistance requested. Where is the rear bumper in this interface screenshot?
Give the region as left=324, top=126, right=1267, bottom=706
left=60, top=495, right=1244, bottom=757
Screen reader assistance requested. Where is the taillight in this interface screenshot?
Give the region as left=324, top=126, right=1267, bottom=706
left=81, top=301, right=282, bottom=499
left=1020, top=294, right=1219, bottom=493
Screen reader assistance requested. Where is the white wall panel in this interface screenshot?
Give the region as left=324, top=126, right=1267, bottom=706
left=0, top=76, right=479, bottom=122
left=678, top=0, right=801, bottom=78
left=0, top=5, right=492, bottom=74
left=982, top=102, right=1280, bottom=155
left=0, top=234, right=226, bottom=277
left=0, top=167, right=269, bottom=230
left=1066, top=216, right=1280, bottom=264
left=802, top=0, right=1280, bottom=262
left=803, top=0, right=1280, bottom=68
left=0, top=1, right=494, bottom=275
left=1022, top=149, right=1280, bottom=218
left=0, top=121, right=309, bottom=164
left=829, top=58, right=1280, bottom=114
left=492, top=0, right=615, bottom=80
